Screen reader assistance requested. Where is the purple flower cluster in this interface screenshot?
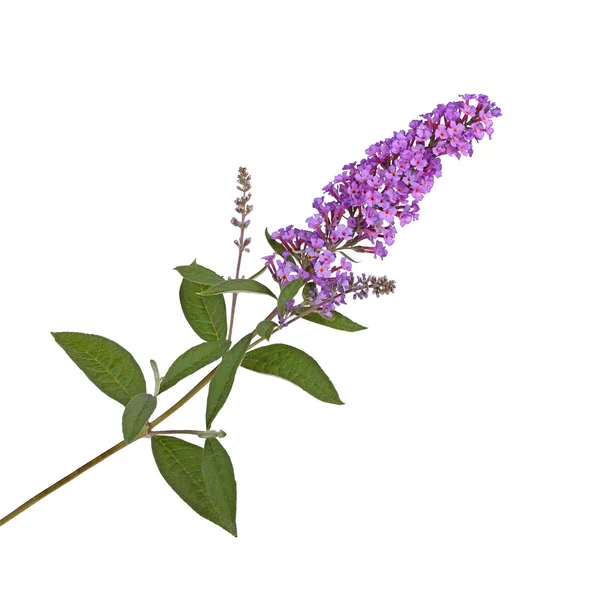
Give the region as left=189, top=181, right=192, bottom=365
left=265, top=94, right=501, bottom=318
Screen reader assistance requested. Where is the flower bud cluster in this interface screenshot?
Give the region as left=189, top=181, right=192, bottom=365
left=233, top=167, right=253, bottom=252
left=351, top=274, right=396, bottom=299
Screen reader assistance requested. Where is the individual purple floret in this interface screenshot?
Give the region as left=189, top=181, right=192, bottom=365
left=265, top=94, right=501, bottom=319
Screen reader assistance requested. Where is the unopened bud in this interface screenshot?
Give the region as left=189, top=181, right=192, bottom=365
left=197, top=429, right=226, bottom=439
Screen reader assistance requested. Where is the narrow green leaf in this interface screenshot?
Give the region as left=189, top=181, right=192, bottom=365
left=265, top=228, right=297, bottom=264
left=339, top=250, right=360, bottom=263
left=150, top=359, right=161, bottom=395
left=52, top=332, right=146, bottom=405
left=180, top=278, right=228, bottom=341
left=159, top=340, right=231, bottom=394
left=241, top=343, right=343, bottom=405
left=175, top=263, right=225, bottom=286
left=300, top=283, right=366, bottom=331
left=265, top=227, right=285, bottom=255
left=196, top=279, right=276, bottom=299
left=122, top=393, right=157, bottom=443
left=151, top=435, right=237, bottom=536
left=277, top=277, right=304, bottom=316
left=206, top=333, right=253, bottom=428
left=202, top=438, right=237, bottom=534
left=255, top=320, right=277, bottom=341
left=303, top=311, right=367, bottom=332
left=247, top=265, right=267, bottom=280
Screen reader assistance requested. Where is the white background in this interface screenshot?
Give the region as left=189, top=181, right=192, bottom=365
left=0, top=1, right=587, bottom=598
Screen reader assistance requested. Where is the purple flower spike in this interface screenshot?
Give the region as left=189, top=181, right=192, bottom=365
left=266, top=94, right=501, bottom=317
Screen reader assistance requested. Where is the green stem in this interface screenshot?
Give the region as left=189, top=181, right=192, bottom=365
left=150, top=429, right=225, bottom=438
left=150, top=429, right=205, bottom=436
left=149, top=368, right=216, bottom=428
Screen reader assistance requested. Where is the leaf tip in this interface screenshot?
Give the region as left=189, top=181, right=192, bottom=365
left=51, top=332, right=67, bottom=346
left=225, top=520, right=238, bottom=537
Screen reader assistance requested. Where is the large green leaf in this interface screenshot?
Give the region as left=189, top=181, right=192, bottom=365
left=241, top=343, right=343, bottom=405
left=175, top=263, right=225, bottom=286
left=180, top=278, right=228, bottom=341
left=151, top=435, right=236, bottom=536
left=277, top=277, right=304, bottom=316
left=206, top=333, right=253, bottom=428
left=202, top=438, right=237, bottom=534
left=159, top=340, right=231, bottom=394
left=196, top=279, right=276, bottom=299
left=122, top=393, right=157, bottom=443
left=303, top=311, right=367, bottom=332
left=52, top=332, right=146, bottom=405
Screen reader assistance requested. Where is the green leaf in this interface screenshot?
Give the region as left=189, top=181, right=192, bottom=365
left=303, top=311, right=367, bottom=332
left=277, top=277, right=304, bottom=316
left=150, top=359, right=162, bottom=395
left=151, top=435, right=237, bottom=536
left=265, top=227, right=285, bottom=255
left=52, top=332, right=146, bottom=405
left=241, top=343, right=343, bottom=405
left=339, top=250, right=360, bottom=263
left=247, top=265, right=267, bottom=280
left=196, top=279, right=276, bottom=299
left=159, top=340, right=231, bottom=394
left=202, top=438, right=237, bottom=534
left=122, top=393, right=157, bottom=443
left=175, top=263, right=225, bottom=286
left=265, top=228, right=297, bottom=264
left=255, top=320, right=277, bottom=341
left=206, top=333, right=253, bottom=428
left=180, top=278, right=228, bottom=341
left=300, top=284, right=366, bottom=331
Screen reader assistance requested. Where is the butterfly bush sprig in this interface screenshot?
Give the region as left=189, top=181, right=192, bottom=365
left=0, top=94, right=501, bottom=536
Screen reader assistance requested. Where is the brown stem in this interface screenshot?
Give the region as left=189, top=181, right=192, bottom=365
left=0, top=440, right=127, bottom=528
left=228, top=173, right=250, bottom=341
left=228, top=227, right=245, bottom=341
